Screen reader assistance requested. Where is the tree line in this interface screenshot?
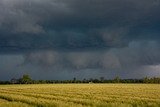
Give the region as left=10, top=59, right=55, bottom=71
left=0, top=74, right=160, bottom=84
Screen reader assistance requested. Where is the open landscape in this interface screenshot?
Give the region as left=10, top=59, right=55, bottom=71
left=0, top=0, right=160, bottom=107
left=0, top=84, right=160, bottom=107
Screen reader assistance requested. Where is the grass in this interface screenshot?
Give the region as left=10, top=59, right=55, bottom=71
left=0, top=84, right=160, bottom=107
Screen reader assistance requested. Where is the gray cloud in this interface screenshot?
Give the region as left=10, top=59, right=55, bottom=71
left=1, top=40, right=160, bottom=80
left=0, top=0, right=160, bottom=80
left=23, top=40, right=160, bottom=71
left=108, top=41, right=160, bottom=69
left=0, top=0, right=160, bottom=52
left=24, top=51, right=60, bottom=66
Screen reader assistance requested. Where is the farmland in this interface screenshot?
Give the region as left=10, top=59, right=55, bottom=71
left=0, top=84, right=160, bottom=107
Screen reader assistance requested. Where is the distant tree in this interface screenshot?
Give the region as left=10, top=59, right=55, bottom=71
left=82, top=78, right=87, bottom=83
left=89, top=78, right=93, bottom=83
left=73, top=77, right=76, bottom=81
left=93, top=79, right=100, bottom=83
left=19, top=74, right=32, bottom=84
left=113, top=76, right=120, bottom=83
left=143, top=77, right=149, bottom=83
left=151, top=77, right=160, bottom=83
left=100, top=77, right=105, bottom=83
left=10, top=78, right=19, bottom=84
left=73, top=77, right=76, bottom=83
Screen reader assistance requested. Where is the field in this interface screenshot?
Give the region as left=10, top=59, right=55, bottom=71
left=0, top=84, right=160, bottom=107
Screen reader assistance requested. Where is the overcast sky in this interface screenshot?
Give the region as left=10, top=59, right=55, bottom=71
left=0, top=0, right=160, bottom=80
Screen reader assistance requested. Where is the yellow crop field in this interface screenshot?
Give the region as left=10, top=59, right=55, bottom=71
left=0, top=84, right=160, bottom=107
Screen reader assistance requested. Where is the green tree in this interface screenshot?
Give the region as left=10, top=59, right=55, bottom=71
left=143, top=77, right=149, bottom=83
left=114, top=76, right=120, bottom=83
left=73, top=77, right=76, bottom=83
left=19, top=74, right=32, bottom=84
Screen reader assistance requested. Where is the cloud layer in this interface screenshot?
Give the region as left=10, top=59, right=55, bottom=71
left=0, top=0, right=160, bottom=51
left=0, top=0, right=160, bottom=80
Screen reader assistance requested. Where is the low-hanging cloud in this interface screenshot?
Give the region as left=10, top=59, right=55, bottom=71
left=0, top=0, right=160, bottom=80
left=23, top=40, right=160, bottom=71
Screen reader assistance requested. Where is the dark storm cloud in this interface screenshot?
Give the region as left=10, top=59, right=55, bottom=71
left=23, top=40, right=160, bottom=70
left=0, top=0, right=160, bottom=52
left=0, top=0, right=160, bottom=80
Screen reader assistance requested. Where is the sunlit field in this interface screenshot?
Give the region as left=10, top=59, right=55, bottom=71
left=0, top=84, right=160, bottom=107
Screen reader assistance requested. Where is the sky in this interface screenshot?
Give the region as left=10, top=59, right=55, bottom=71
left=0, top=0, right=160, bottom=80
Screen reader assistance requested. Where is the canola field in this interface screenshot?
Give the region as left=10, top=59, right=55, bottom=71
left=0, top=84, right=160, bottom=107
